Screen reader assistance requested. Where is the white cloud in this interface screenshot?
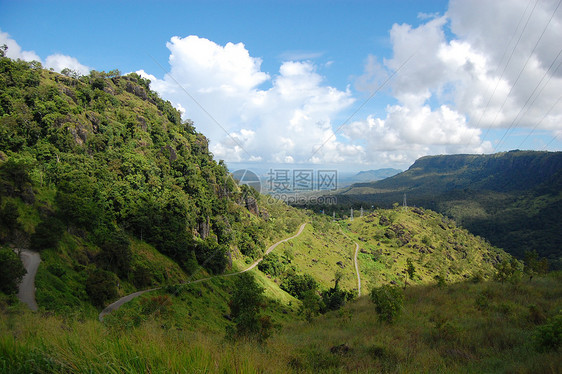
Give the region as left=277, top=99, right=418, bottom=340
left=351, top=0, right=562, bottom=166
left=45, top=54, right=91, bottom=75
left=142, top=35, right=356, bottom=165
left=0, top=30, right=41, bottom=62
left=1, top=29, right=91, bottom=77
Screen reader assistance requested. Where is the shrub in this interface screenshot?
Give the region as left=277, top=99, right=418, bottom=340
left=85, top=268, right=118, bottom=307
left=258, top=252, right=285, bottom=276
left=195, top=238, right=228, bottom=275
left=281, top=274, right=318, bottom=300
left=300, top=290, right=323, bottom=322
left=30, top=216, right=65, bottom=250
left=227, top=273, right=272, bottom=343
left=534, top=313, right=562, bottom=352
left=370, top=285, right=404, bottom=323
left=97, top=229, right=132, bottom=277
left=0, top=247, right=26, bottom=294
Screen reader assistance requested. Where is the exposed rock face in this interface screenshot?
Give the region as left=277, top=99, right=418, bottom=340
left=161, top=144, right=177, bottom=162
left=198, top=216, right=210, bottom=239
left=245, top=196, right=260, bottom=216
left=379, top=215, right=390, bottom=226
left=125, top=81, right=148, bottom=100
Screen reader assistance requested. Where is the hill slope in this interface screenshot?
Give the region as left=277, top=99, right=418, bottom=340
left=336, top=151, right=562, bottom=267
left=0, top=55, right=305, bottom=314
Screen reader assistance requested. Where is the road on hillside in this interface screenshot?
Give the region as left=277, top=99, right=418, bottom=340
left=99, top=223, right=307, bottom=321
left=17, top=249, right=41, bottom=311
left=354, top=242, right=361, bottom=297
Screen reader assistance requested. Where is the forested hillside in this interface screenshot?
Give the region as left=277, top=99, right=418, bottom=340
left=336, top=151, right=562, bottom=267
left=0, top=53, right=305, bottom=313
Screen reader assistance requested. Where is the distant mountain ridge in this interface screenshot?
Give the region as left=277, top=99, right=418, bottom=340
left=350, top=151, right=562, bottom=193
left=338, top=168, right=402, bottom=187
left=336, top=151, right=562, bottom=267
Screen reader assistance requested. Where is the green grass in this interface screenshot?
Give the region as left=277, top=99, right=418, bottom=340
left=2, top=274, right=560, bottom=373
left=343, top=207, right=508, bottom=291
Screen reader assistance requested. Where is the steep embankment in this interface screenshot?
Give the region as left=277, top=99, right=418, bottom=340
left=337, top=151, right=562, bottom=266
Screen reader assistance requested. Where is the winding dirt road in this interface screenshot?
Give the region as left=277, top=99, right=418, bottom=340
left=354, top=242, right=361, bottom=297
left=99, top=223, right=307, bottom=321
left=16, top=249, right=41, bottom=311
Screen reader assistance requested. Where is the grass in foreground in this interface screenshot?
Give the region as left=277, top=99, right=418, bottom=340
left=2, top=274, right=561, bottom=373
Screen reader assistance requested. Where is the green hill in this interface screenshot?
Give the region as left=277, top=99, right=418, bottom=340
left=335, top=151, right=562, bottom=267
left=0, top=54, right=306, bottom=315
left=1, top=52, right=560, bottom=374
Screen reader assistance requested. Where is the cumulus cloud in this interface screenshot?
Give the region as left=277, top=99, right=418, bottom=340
left=1, top=29, right=91, bottom=76
left=0, top=30, right=41, bottom=62
left=45, top=54, right=91, bottom=75
left=351, top=0, right=562, bottom=164
left=140, top=35, right=355, bottom=165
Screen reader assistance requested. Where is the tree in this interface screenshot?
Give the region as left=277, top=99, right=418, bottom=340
left=370, top=285, right=404, bottom=323
left=85, top=268, right=118, bottom=307
left=227, top=273, right=271, bottom=342
left=97, top=229, right=132, bottom=277
left=524, top=250, right=548, bottom=281
left=321, top=271, right=352, bottom=312
left=406, top=258, right=416, bottom=284
left=280, top=273, right=318, bottom=300
left=0, top=247, right=26, bottom=294
left=300, top=290, right=323, bottom=322
left=30, top=215, right=65, bottom=250
left=494, top=257, right=522, bottom=283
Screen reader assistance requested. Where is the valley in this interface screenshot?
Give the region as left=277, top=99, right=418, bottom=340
left=1, top=55, right=560, bottom=373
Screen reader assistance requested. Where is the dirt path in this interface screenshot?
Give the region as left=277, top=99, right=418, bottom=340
left=99, top=223, right=307, bottom=321
left=16, top=249, right=41, bottom=311
left=353, top=242, right=361, bottom=297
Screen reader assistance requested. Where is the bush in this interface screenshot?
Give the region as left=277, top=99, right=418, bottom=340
left=85, top=268, right=118, bottom=307
left=258, top=252, right=285, bottom=276
left=534, top=313, right=562, bottom=352
left=227, top=273, right=272, bottom=343
left=97, top=229, right=132, bottom=277
left=300, top=290, right=323, bottom=322
left=0, top=247, right=26, bottom=294
left=195, top=238, right=228, bottom=275
left=30, top=216, right=65, bottom=250
left=370, top=285, right=404, bottom=323
left=281, top=274, right=318, bottom=300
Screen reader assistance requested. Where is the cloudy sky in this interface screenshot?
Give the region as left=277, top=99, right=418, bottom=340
left=1, top=0, right=561, bottom=171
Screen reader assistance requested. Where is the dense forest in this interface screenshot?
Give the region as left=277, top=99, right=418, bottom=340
left=0, top=51, right=304, bottom=310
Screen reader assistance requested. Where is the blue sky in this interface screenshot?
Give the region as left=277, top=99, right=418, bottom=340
left=1, top=0, right=561, bottom=171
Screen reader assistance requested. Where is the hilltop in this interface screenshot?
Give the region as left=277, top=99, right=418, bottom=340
left=335, top=151, right=562, bottom=267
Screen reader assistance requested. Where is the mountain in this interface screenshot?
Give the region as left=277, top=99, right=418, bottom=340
left=335, top=151, right=562, bottom=267
left=1, top=53, right=559, bottom=374
left=338, top=168, right=402, bottom=187
left=0, top=54, right=308, bottom=314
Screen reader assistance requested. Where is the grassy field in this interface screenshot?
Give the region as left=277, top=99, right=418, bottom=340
left=342, top=207, right=508, bottom=292
left=2, top=274, right=560, bottom=373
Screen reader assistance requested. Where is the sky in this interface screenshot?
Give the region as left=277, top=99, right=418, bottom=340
left=1, top=0, right=562, bottom=172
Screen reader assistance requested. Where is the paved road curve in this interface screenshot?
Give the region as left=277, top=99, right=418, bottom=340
left=99, top=223, right=307, bottom=321
left=354, top=242, right=361, bottom=297
left=17, top=249, right=41, bottom=311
